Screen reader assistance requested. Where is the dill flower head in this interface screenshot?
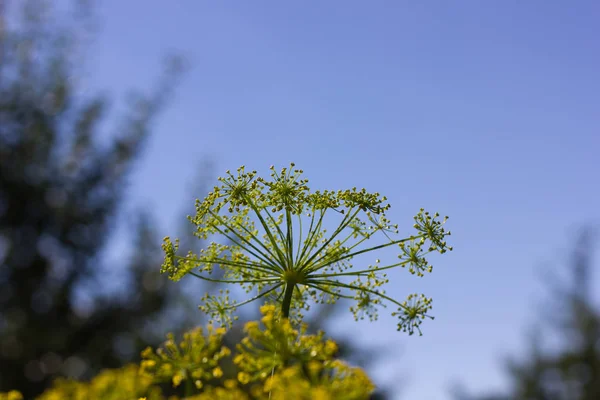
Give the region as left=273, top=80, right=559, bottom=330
left=140, top=326, right=230, bottom=389
left=161, top=163, right=452, bottom=335
left=233, top=304, right=339, bottom=383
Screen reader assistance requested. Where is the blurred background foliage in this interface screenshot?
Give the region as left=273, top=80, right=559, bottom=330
left=452, top=228, right=599, bottom=400
left=0, top=1, right=388, bottom=398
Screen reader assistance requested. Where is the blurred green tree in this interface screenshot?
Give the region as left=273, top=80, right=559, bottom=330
left=454, top=228, right=599, bottom=400
left=0, top=0, right=187, bottom=397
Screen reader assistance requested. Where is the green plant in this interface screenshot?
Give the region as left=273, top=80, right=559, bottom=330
left=1, top=163, right=452, bottom=399
left=2, top=306, right=376, bottom=399
left=162, top=164, right=452, bottom=335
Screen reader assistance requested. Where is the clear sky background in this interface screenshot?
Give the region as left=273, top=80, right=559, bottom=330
left=80, top=1, right=600, bottom=398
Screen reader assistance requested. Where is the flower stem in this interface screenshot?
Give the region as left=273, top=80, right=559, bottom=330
left=281, top=283, right=295, bottom=318
left=185, top=373, right=193, bottom=397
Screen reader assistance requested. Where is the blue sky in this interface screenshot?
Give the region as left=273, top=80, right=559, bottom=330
left=84, top=1, right=600, bottom=398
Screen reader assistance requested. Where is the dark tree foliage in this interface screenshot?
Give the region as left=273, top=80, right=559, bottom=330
left=456, top=228, right=599, bottom=400
left=0, top=0, right=185, bottom=397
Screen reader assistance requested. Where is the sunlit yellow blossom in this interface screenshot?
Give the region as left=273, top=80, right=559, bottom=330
left=0, top=391, right=23, bottom=400
left=140, top=325, right=229, bottom=389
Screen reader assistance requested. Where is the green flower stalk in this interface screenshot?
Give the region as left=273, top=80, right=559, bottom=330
left=161, top=164, right=452, bottom=335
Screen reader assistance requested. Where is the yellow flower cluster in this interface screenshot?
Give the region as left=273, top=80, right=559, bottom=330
left=0, top=391, right=23, bottom=400
left=263, top=362, right=374, bottom=400
left=139, top=325, right=230, bottom=390
left=0, top=306, right=375, bottom=400
left=233, top=305, right=373, bottom=400
left=234, top=304, right=339, bottom=383
left=34, top=364, right=161, bottom=400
